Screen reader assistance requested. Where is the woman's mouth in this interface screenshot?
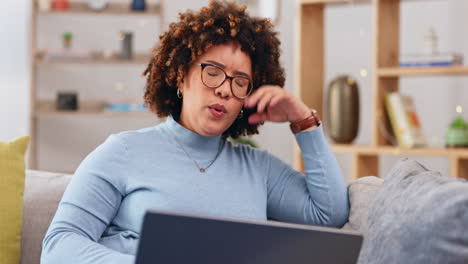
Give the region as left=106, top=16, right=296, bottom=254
left=208, top=104, right=226, bottom=118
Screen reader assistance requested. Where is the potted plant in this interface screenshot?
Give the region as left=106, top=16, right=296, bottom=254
left=445, top=116, right=468, bottom=147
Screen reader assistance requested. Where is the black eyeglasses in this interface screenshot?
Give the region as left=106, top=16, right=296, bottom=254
left=195, top=63, right=253, bottom=99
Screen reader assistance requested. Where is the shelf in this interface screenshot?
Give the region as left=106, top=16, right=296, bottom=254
left=299, top=0, right=369, bottom=5
left=36, top=2, right=161, bottom=16
left=30, top=0, right=165, bottom=171
left=35, top=51, right=151, bottom=66
left=299, top=0, right=439, bottom=5
left=35, top=101, right=155, bottom=118
left=36, top=110, right=154, bottom=118
left=378, top=66, right=468, bottom=77
left=331, top=144, right=468, bottom=159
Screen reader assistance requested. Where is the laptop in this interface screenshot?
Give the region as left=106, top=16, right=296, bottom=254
left=135, top=210, right=363, bottom=264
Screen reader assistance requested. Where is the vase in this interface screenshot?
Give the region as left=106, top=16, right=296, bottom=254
left=120, top=31, right=133, bottom=60
left=52, top=0, right=69, bottom=11
left=87, top=0, right=108, bottom=12
left=131, top=0, right=146, bottom=11
left=327, top=75, right=360, bottom=144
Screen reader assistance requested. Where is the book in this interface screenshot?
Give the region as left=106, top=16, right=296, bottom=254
left=104, top=99, right=148, bottom=112
left=104, top=103, right=147, bottom=112
left=385, top=92, right=426, bottom=148
left=399, top=53, right=463, bottom=67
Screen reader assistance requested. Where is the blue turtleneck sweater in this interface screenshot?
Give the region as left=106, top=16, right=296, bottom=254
left=42, top=115, right=349, bottom=264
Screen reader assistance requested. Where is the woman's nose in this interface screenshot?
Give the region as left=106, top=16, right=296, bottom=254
left=214, top=79, right=232, bottom=99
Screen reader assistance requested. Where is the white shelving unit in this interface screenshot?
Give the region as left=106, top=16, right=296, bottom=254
left=296, top=0, right=468, bottom=179
left=30, top=0, right=165, bottom=172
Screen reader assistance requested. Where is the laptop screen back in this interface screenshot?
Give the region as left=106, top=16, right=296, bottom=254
left=136, top=210, right=362, bottom=264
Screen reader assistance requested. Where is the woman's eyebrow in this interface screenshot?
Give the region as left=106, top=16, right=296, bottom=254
left=205, top=60, right=251, bottom=79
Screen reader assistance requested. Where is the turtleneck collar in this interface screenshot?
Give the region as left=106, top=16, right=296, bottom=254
left=164, top=115, right=223, bottom=154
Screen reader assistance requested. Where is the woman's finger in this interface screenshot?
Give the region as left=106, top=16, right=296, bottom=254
left=244, top=87, right=267, bottom=108
left=267, top=93, right=284, bottom=110
left=256, top=92, right=275, bottom=113
left=244, top=85, right=278, bottom=108
left=248, top=112, right=267, bottom=124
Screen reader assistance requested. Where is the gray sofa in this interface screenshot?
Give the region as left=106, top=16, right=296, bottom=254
left=21, top=169, right=379, bottom=264
left=20, top=158, right=468, bottom=264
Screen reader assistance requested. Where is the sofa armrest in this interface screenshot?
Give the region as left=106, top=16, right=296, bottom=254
left=20, top=170, right=72, bottom=264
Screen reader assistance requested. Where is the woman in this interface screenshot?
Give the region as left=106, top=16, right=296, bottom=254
left=41, top=1, right=349, bottom=263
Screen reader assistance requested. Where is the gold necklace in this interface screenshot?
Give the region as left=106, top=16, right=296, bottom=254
left=165, top=127, right=223, bottom=173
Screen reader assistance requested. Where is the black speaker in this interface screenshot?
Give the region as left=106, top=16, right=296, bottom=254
left=56, top=92, right=78, bottom=110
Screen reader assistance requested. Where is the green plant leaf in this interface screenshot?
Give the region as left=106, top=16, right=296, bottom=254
left=450, top=116, right=468, bottom=129
left=230, top=137, right=258, bottom=148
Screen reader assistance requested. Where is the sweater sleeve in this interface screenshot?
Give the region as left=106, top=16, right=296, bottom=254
left=41, top=134, right=135, bottom=264
left=266, top=125, right=349, bottom=227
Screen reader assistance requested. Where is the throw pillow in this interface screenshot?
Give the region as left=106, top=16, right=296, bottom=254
left=358, top=158, right=468, bottom=264
left=341, top=176, right=383, bottom=232
left=0, top=136, right=30, bottom=264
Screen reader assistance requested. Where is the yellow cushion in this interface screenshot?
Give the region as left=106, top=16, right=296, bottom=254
left=0, top=136, right=29, bottom=264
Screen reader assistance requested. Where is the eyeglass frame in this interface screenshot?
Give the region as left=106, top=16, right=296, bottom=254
left=195, top=63, right=253, bottom=99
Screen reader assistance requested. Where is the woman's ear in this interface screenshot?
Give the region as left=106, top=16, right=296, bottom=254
left=177, top=76, right=185, bottom=92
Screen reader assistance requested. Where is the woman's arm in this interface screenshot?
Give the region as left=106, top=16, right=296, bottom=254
left=41, top=135, right=135, bottom=264
left=264, top=125, right=349, bottom=227
left=244, top=85, right=349, bottom=227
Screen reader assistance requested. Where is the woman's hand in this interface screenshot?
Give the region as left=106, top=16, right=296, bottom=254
left=243, top=85, right=311, bottom=125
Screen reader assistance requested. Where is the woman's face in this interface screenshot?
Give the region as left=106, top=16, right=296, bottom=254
left=178, top=42, right=252, bottom=137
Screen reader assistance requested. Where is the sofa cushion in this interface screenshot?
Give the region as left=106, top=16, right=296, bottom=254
left=358, top=158, right=468, bottom=264
left=342, top=176, right=383, bottom=232
left=0, top=136, right=29, bottom=264
left=20, top=170, right=71, bottom=264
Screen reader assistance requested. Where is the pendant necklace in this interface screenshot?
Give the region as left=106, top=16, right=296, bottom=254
left=165, top=126, right=223, bottom=173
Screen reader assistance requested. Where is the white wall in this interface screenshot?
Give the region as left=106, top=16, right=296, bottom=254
left=251, top=0, right=295, bottom=165
left=0, top=0, right=31, bottom=141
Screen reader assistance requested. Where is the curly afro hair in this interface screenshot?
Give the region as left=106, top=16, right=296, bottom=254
left=143, top=0, right=285, bottom=139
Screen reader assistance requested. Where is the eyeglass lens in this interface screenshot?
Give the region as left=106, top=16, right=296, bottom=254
left=201, top=65, right=252, bottom=98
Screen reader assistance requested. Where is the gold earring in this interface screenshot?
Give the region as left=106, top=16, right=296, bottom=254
left=237, top=109, right=244, bottom=119
left=177, top=88, right=182, bottom=99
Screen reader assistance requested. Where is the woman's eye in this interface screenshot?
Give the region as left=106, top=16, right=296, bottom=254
left=235, top=79, right=248, bottom=87
left=208, top=72, right=219, bottom=77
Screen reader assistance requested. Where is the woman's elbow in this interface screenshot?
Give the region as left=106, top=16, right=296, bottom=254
left=41, top=228, right=70, bottom=264
left=41, top=231, right=57, bottom=263
left=327, top=198, right=350, bottom=228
